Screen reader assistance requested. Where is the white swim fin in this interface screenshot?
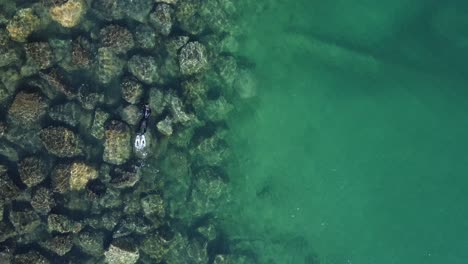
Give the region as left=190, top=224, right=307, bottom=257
left=135, top=135, right=141, bottom=149
left=140, top=135, right=146, bottom=148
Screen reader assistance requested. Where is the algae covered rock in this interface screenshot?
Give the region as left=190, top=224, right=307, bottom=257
left=120, top=105, right=141, bottom=126
left=104, top=238, right=140, bottom=264
left=13, top=251, right=49, bottom=264
left=103, top=120, right=132, bottom=165
left=40, top=234, right=73, bottom=256
left=50, top=0, right=86, bottom=28
left=121, top=76, right=143, bottom=104
left=24, top=42, right=55, bottom=70
left=100, top=24, right=135, bottom=54
left=69, top=161, right=98, bottom=190
left=191, top=132, right=230, bottom=166
left=47, top=214, right=82, bottom=234
left=9, top=209, right=41, bottom=235
left=182, top=78, right=208, bottom=111
left=109, top=167, right=140, bottom=189
left=157, top=116, right=173, bottom=136
left=75, top=231, right=105, bottom=257
left=188, top=167, right=228, bottom=217
left=40, top=126, right=84, bottom=157
left=128, top=55, right=160, bottom=84
left=97, top=47, right=125, bottom=84
left=165, top=233, right=208, bottom=264
left=234, top=69, right=257, bottom=99
left=0, top=166, right=20, bottom=203
left=6, top=8, right=40, bottom=42
left=202, top=96, right=233, bottom=122
left=141, top=194, right=165, bottom=223
left=8, top=91, right=48, bottom=125
left=18, top=156, right=48, bottom=188
left=90, top=108, right=110, bottom=140
left=48, top=101, right=87, bottom=127
left=31, top=187, right=55, bottom=215
left=140, top=233, right=172, bottom=262
left=149, top=4, right=174, bottom=36
left=179, top=41, right=208, bottom=76
left=134, top=24, right=157, bottom=49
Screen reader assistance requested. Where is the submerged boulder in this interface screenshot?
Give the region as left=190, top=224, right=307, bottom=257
left=9, top=209, right=41, bottom=235
left=51, top=162, right=98, bottom=192
left=149, top=4, right=174, bottom=36
left=0, top=166, right=20, bottom=203
left=18, top=156, right=48, bottom=188
left=40, top=126, right=84, bottom=157
left=179, top=41, right=208, bottom=76
left=49, top=0, right=86, bottom=28
left=13, top=251, right=49, bottom=264
left=121, top=77, right=143, bottom=104
left=6, top=8, right=40, bottom=42
left=104, top=238, right=140, bottom=264
left=39, top=234, right=73, bottom=256
left=103, top=120, right=131, bottom=165
left=47, top=214, right=82, bottom=234
left=99, top=24, right=134, bottom=54
left=128, top=55, right=160, bottom=84
left=31, top=187, right=55, bottom=215
left=97, top=47, right=125, bottom=84
left=8, top=91, right=48, bottom=125
left=24, top=42, right=55, bottom=70
left=75, top=231, right=105, bottom=257
left=90, top=108, right=110, bottom=140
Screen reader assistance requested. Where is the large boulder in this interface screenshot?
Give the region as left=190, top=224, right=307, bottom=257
left=31, top=187, right=55, bottom=215
left=128, top=55, right=160, bottom=84
left=40, top=126, right=84, bottom=157
left=104, top=238, right=140, bottom=264
left=51, top=162, right=98, bottom=192
left=8, top=91, right=48, bottom=125
left=0, top=166, right=20, bottom=203
left=149, top=4, right=174, bottom=36
left=49, top=0, right=86, bottom=28
left=47, top=214, right=83, bottom=234
left=13, top=251, right=49, bottom=264
left=141, top=194, right=165, bottom=224
left=18, top=156, right=48, bottom=188
left=97, top=47, right=125, bottom=84
left=103, top=120, right=131, bottom=165
left=75, top=231, right=105, bottom=257
left=121, top=76, right=143, bottom=104
left=90, top=108, right=110, bottom=140
left=6, top=8, right=40, bottom=42
left=179, top=42, right=208, bottom=76
left=140, top=233, right=172, bottom=262
left=39, top=234, right=73, bottom=256
left=8, top=209, right=41, bottom=235
left=24, top=42, right=55, bottom=70
left=99, top=24, right=134, bottom=54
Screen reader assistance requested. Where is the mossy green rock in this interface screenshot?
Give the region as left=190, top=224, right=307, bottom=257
left=104, top=238, right=140, bottom=264
left=103, top=120, right=131, bottom=165
left=40, top=126, right=84, bottom=157
left=6, top=8, right=40, bottom=42
left=75, top=231, right=105, bottom=257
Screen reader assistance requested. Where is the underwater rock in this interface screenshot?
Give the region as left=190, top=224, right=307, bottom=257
left=109, top=167, right=140, bottom=189
left=97, top=47, right=125, bottom=84
left=104, top=238, right=140, bottom=264
left=199, top=0, right=235, bottom=34
left=166, top=36, right=190, bottom=56
left=197, top=222, right=218, bottom=241
left=128, top=55, right=160, bottom=84
left=69, top=161, right=98, bottom=190
left=215, top=55, right=238, bottom=91
left=0, top=83, right=10, bottom=104
left=13, top=251, right=49, bottom=264
left=18, top=156, right=48, bottom=188
left=120, top=105, right=142, bottom=126
left=165, top=233, right=208, bottom=264
left=38, top=69, right=76, bottom=99
left=85, top=211, right=121, bottom=231
left=31, top=187, right=55, bottom=215
left=40, top=234, right=73, bottom=256
left=49, top=101, right=87, bottom=127
left=188, top=167, right=229, bottom=217
left=48, top=214, right=83, bottom=234
left=123, top=194, right=141, bottom=214
left=0, top=49, right=20, bottom=69
left=121, top=76, right=144, bottom=104
left=9, top=209, right=41, bottom=235
left=182, top=78, right=208, bottom=111
left=234, top=69, right=257, bottom=99
left=170, top=127, right=195, bottom=148
left=175, top=0, right=205, bottom=35
left=75, top=230, right=105, bottom=257
left=71, top=40, right=92, bottom=68
left=1, top=68, right=20, bottom=93
left=148, top=88, right=167, bottom=115
left=40, top=126, right=84, bottom=157
left=203, top=96, right=233, bottom=122
left=99, top=24, right=135, bottom=54
left=0, top=166, right=20, bottom=203
left=6, top=8, right=40, bottom=42
left=150, top=4, right=174, bottom=36
left=78, top=84, right=104, bottom=111
left=140, top=233, right=172, bottom=262
left=93, top=185, right=122, bottom=210
left=49, top=37, right=73, bottom=69
left=134, top=24, right=157, bottom=49
left=90, top=108, right=110, bottom=140
left=49, top=0, right=86, bottom=28
left=122, top=0, right=152, bottom=22
left=24, top=42, right=55, bottom=70
left=141, top=194, right=165, bottom=224
left=179, top=41, right=208, bottom=76
left=3, top=124, right=42, bottom=153
left=0, top=222, right=16, bottom=243
left=113, top=215, right=152, bottom=238
left=103, top=120, right=132, bottom=165
left=51, top=163, right=71, bottom=193
left=0, top=141, right=19, bottom=162
left=166, top=92, right=191, bottom=125
left=8, top=91, right=48, bottom=125
left=157, top=116, right=173, bottom=136
left=191, top=131, right=230, bottom=166
left=0, top=246, right=13, bottom=263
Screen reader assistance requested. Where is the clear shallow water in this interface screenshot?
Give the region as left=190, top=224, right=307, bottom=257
left=225, top=1, right=468, bottom=263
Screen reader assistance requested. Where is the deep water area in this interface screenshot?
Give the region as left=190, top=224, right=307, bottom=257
left=223, top=0, right=468, bottom=263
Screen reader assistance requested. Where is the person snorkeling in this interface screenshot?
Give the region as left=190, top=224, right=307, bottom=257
left=135, top=104, right=151, bottom=150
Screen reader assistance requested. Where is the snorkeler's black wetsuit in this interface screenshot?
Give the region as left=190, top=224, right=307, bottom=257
left=138, top=105, right=151, bottom=135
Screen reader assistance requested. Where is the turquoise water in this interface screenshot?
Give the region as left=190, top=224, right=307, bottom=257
left=226, top=1, right=468, bottom=263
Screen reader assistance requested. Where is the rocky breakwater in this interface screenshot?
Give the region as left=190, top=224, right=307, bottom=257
left=0, top=0, right=257, bottom=263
